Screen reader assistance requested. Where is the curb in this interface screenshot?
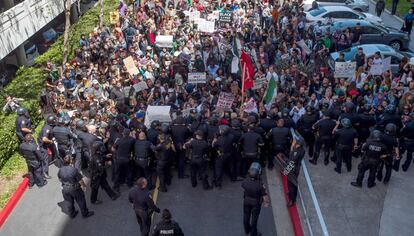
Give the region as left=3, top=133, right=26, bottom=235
left=367, top=0, right=404, bottom=23
left=280, top=174, right=305, bottom=236
left=0, top=177, right=29, bottom=228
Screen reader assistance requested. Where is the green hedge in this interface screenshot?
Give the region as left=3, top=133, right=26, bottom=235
left=0, top=0, right=119, bottom=169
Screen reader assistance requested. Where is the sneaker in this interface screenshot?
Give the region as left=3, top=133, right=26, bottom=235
left=82, top=211, right=94, bottom=218
left=350, top=182, right=362, bottom=188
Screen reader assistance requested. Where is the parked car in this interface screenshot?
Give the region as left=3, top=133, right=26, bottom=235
left=319, top=20, right=410, bottom=50
left=329, top=44, right=410, bottom=74
left=23, top=41, right=39, bottom=66
left=302, top=0, right=369, bottom=12
left=306, top=6, right=382, bottom=25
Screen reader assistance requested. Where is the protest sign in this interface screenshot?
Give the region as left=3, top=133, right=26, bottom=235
left=219, top=11, right=232, bottom=27
left=144, top=106, right=172, bottom=128
left=382, top=57, right=391, bottom=73
left=198, top=20, right=216, bottom=33
left=216, top=93, right=235, bottom=111
left=123, top=56, right=139, bottom=76
left=297, top=40, right=311, bottom=55
left=370, top=64, right=383, bottom=75
left=243, top=98, right=258, bottom=113
left=334, top=61, right=356, bottom=78
left=155, top=35, right=174, bottom=48
left=133, top=81, right=148, bottom=92
left=252, top=78, right=267, bottom=90
left=188, top=72, right=207, bottom=84
left=182, top=108, right=192, bottom=117
left=109, top=11, right=119, bottom=24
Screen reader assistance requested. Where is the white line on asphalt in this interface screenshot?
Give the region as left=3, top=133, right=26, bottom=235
left=298, top=186, right=314, bottom=236
left=301, top=160, right=330, bottom=236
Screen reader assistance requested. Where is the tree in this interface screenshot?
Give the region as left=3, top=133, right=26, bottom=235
left=99, top=0, right=104, bottom=28
left=62, top=0, right=71, bottom=66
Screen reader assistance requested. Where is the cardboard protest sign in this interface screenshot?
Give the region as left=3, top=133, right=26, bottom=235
left=382, top=57, right=391, bottom=73
left=155, top=35, right=174, bottom=48
left=370, top=64, right=383, bottom=75
left=123, top=56, right=139, bottom=76
left=334, top=61, right=356, bottom=78
left=133, top=81, right=148, bottom=92
left=188, top=72, right=207, bottom=84
left=243, top=98, right=258, bottom=113
left=144, top=106, right=172, bottom=128
left=219, top=11, right=232, bottom=27
left=110, top=11, right=119, bottom=24
left=252, top=78, right=267, bottom=90
left=216, top=93, right=235, bottom=111
left=198, top=20, right=216, bottom=33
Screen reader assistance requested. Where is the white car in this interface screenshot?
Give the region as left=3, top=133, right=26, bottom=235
left=306, top=6, right=383, bottom=25
left=302, top=0, right=369, bottom=12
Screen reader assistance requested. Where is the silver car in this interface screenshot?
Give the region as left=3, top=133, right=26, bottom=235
left=303, top=0, right=369, bottom=12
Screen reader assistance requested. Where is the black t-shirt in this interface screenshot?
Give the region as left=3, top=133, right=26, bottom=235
left=334, top=128, right=358, bottom=147
left=314, top=118, right=336, bottom=138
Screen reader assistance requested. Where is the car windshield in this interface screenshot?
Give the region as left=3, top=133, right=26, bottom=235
left=309, top=8, right=327, bottom=17
left=372, top=23, right=388, bottom=33
left=340, top=47, right=358, bottom=61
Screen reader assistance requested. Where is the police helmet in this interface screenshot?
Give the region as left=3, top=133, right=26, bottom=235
left=282, top=108, right=290, bottom=117
left=219, top=125, right=230, bottom=135
left=230, top=119, right=241, bottom=128
left=385, top=123, right=397, bottom=135
left=195, top=130, right=204, bottom=138
left=16, top=107, right=27, bottom=116
left=248, top=162, right=262, bottom=178
left=363, top=104, right=372, bottom=113
left=341, top=118, right=352, bottom=128
left=322, top=103, right=330, bottom=110
left=161, top=123, right=170, bottom=134
left=151, top=120, right=161, bottom=129
left=57, top=117, right=65, bottom=125
left=305, top=106, right=313, bottom=113
left=247, top=115, right=257, bottom=125
left=385, top=105, right=396, bottom=114
left=46, top=115, right=57, bottom=125
left=76, top=120, right=86, bottom=129
left=371, top=130, right=382, bottom=141
left=344, top=102, right=354, bottom=111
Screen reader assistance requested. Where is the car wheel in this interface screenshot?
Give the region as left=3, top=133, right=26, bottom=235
left=390, top=40, right=402, bottom=51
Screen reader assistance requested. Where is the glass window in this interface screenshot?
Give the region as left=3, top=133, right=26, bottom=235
left=309, top=8, right=328, bottom=16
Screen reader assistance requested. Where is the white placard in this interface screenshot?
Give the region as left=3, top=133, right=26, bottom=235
left=334, top=61, right=356, bottom=78
left=382, top=57, right=391, bottom=73
left=144, top=106, right=172, bottom=128
left=188, top=72, right=207, bottom=84
left=243, top=98, right=258, bottom=113
left=133, top=81, right=148, bottom=92
left=123, top=56, right=139, bottom=76
left=370, top=64, right=383, bottom=75
left=252, top=78, right=267, bottom=90
left=198, top=20, right=216, bottom=33
left=156, top=35, right=174, bottom=48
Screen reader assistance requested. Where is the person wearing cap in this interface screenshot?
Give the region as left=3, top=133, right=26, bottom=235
left=310, top=111, right=336, bottom=165
left=239, top=124, right=264, bottom=176
left=171, top=116, right=192, bottom=179
left=51, top=117, right=76, bottom=164
left=152, top=209, right=184, bottom=236
left=241, top=162, right=269, bottom=236
left=134, top=132, right=156, bottom=190
left=285, top=137, right=306, bottom=207
left=212, top=125, right=235, bottom=189
left=15, top=107, right=32, bottom=142
left=332, top=118, right=359, bottom=174
left=351, top=130, right=387, bottom=188
left=112, top=128, right=135, bottom=192
left=297, top=106, right=319, bottom=160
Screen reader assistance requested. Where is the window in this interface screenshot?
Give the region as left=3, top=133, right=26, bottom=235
left=309, top=8, right=328, bottom=16
left=341, top=12, right=360, bottom=19
left=390, top=56, right=400, bottom=64
left=361, top=26, right=381, bottom=34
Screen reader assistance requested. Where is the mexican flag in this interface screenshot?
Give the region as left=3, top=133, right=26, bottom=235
left=264, top=75, right=277, bottom=109
left=231, top=37, right=241, bottom=74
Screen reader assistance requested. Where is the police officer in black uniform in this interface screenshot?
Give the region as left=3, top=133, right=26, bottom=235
left=241, top=162, right=269, bottom=236
left=89, top=140, right=119, bottom=204
left=212, top=125, right=234, bottom=189
left=155, top=126, right=175, bottom=192
left=58, top=155, right=94, bottom=218
left=357, top=104, right=376, bottom=147
left=297, top=106, right=319, bottom=158
left=76, top=121, right=99, bottom=170
left=286, top=137, right=306, bottom=207
left=148, top=120, right=161, bottom=145
left=112, top=128, right=135, bottom=192
left=377, top=123, right=399, bottom=184
left=398, top=112, right=414, bottom=171
left=230, top=119, right=243, bottom=179
left=351, top=130, right=387, bottom=188
left=152, top=209, right=184, bottom=236
left=15, top=107, right=33, bottom=142
left=310, top=111, right=336, bottom=165
left=281, top=108, right=296, bottom=129
left=377, top=105, right=401, bottom=131
left=19, top=134, right=47, bottom=188
left=52, top=117, right=76, bottom=163
left=170, top=117, right=191, bottom=178
left=332, top=118, right=358, bottom=173
left=239, top=124, right=264, bottom=176
left=267, top=118, right=292, bottom=169
left=37, top=115, right=57, bottom=178
left=129, top=177, right=160, bottom=236
left=183, top=130, right=211, bottom=189
left=134, top=132, right=155, bottom=190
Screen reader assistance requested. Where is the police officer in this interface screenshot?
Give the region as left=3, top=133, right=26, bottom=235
left=239, top=124, right=264, bottom=175
left=89, top=140, right=119, bottom=204
left=259, top=111, right=277, bottom=170
left=286, top=137, right=306, bottom=207
left=148, top=120, right=161, bottom=145
left=357, top=104, right=376, bottom=146
left=15, top=107, right=32, bottom=142
left=377, top=105, right=401, bottom=131
left=310, top=111, right=336, bottom=165
left=58, top=155, right=94, bottom=218
left=134, top=132, right=155, bottom=190
left=170, top=117, right=191, bottom=178
left=152, top=209, right=184, bottom=236
left=351, top=130, right=387, bottom=188
left=332, top=118, right=358, bottom=173
left=377, top=124, right=399, bottom=184
left=155, top=126, right=175, bottom=192
left=241, top=162, right=269, bottom=236
left=281, top=108, right=296, bottom=129
left=19, top=134, right=47, bottom=188
left=267, top=118, right=292, bottom=169
left=52, top=117, right=76, bottom=163
left=230, top=119, right=243, bottom=179
left=37, top=115, right=57, bottom=178
left=212, top=125, right=234, bottom=189
left=112, top=128, right=135, bottom=192
left=398, top=112, right=414, bottom=171
left=76, top=121, right=99, bottom=171
left=129, top=177, right=160, bottom=236
left=183, top=130, right=211, bottom=189
left=297, top=106, right=319, bottom=158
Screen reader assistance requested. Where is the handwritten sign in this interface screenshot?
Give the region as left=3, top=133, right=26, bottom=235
left=370, top=64, right=383, bottom=75
left=252, top=78, right=267, bottom=90
left=243, top=98, right=258, bottom=113
left=334, top=61, right=356, bottom=78
left=123, top=56, right=139, bottom=76
left=188, top=72, right=207, bottom=84
left=216, top=93, right=235, bottom=111
left=156, top=35, right=174, bottom=48
left=133, top=81, right=148, bottom=92
left=144, top=106, right=171, bottom=128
